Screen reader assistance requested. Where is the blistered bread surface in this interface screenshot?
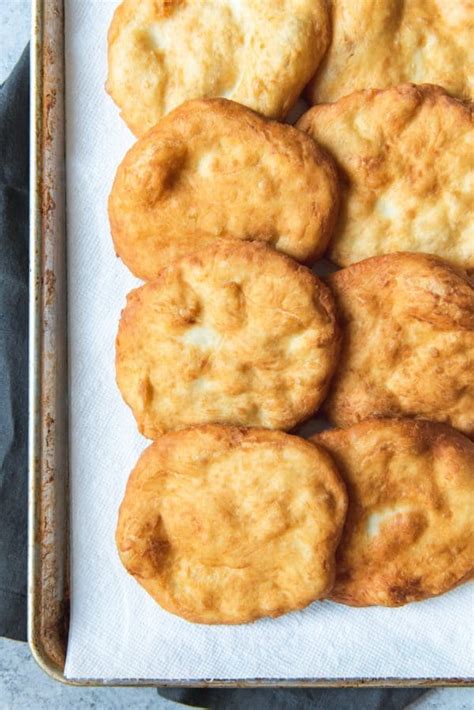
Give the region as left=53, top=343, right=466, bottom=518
left=307, top=0, right=473, bottom=104
left=298, top=84, right=474, bottom=270
left=109, top=99, right=340, bottom=280
left=116, top=425, right=347, bottom=623
left=314, top=419, right=474, bottom=606
left=324, top=253, right=474, bottom=437
left=116, top=241, right=340, bottom=438
left=107, top=0, right=330, bottom=135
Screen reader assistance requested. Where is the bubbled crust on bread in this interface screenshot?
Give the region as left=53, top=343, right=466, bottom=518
left=307, top=0, right=474, bottom=104
left=116, top=241, right=340, bottom=438
left=107, top=0, right=330, bottom=136
left=314, top=419, right=474, bottom=607
left=109, top=99, right=340, bottom=280
left=298, top=84, right=474, bottom=270
left=116, top=425, right=347, bottom=624
left=324, top=253, right=474, bottom=437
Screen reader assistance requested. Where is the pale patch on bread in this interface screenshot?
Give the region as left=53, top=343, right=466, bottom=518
left=366, top=505, right=412, bottom=539
left=181, top=325, right=221, bottom=350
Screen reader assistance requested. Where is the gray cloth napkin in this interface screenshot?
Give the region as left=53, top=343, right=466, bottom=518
left=159, top=686, right=428, bottom=709
left=0, top=45, right=29, bottom=642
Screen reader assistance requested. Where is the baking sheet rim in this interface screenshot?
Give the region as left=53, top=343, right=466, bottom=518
left=27, top=0, right=474, bottom=688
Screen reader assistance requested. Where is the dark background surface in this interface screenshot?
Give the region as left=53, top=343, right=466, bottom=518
left=0, top=45, right=29, bottom=644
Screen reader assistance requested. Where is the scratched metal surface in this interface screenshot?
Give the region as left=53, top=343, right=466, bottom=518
left=27, top=0, right=472, bottom=688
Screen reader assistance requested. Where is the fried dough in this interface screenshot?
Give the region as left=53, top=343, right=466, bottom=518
left=116, top=241, right=340, bottom=438
left=298, top=84, right=474, bottom=270
left=107, top=0, right=330, bottom=135
left=116, top=425, right=347, bottom=623
left=314, top=419, right=474, bottom=606
left=307, top=0, right=473, bottom=104
left=109, top=98, right=340, bottom=280
left=324, top=252, right=474, bottom=437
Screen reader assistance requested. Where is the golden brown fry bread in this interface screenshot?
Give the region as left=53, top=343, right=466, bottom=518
left=314, top=419, right=474, bottom=607
left=116, top=425, right=347, bottom=624
left=298, top=84, right=474, bottom=270
left=324, top=252, right=474, bottom=437
left=116, top=241, right=340, bottom=438
left=307, top=0, right=473, bottom=104
left=107, top=0, right=330, bottom=136
left=109, top=98, right=340, bottom=281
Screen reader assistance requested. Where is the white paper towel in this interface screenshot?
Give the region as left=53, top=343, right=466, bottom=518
left=64, top=0, right=474, bottom=681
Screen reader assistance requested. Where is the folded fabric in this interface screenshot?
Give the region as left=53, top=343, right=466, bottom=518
left=0, top=45, right=29, bottom=642
left=159, top=686, right=427, bottom=709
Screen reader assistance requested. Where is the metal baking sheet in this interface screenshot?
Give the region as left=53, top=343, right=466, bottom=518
left=27, top=0, right=472, bottom=687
